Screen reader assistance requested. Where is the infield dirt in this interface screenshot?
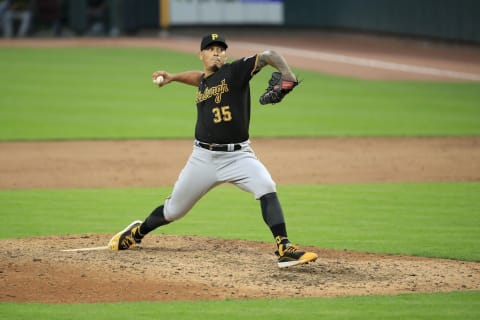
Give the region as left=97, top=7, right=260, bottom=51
left=1, top=233, right=479, bottom=303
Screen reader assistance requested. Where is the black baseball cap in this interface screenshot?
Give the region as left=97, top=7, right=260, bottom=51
left=200, top=33, right=228, bottom=51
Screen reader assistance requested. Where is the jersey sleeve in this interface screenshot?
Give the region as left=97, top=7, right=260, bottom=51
left=230, top=54, right=261, bottom=84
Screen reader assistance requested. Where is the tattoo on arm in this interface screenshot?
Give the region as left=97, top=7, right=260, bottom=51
left=258, top=50, right=296, bottom=81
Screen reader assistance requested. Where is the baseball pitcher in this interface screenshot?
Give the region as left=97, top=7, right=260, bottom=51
left=108, top=33, right=317, bottom=268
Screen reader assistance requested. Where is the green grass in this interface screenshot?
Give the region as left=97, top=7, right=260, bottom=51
left=1, top=182, right=479, bottom=261
left=1, top=291, right=479, bottom=320
left=1, top=47, right=480, bottom=140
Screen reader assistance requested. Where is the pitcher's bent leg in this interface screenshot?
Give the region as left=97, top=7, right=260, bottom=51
left=163, top=147, right=218, bottom=221
left=226, top=149, right=287, bottom=239
left=228, top=152, right=277, bottom=199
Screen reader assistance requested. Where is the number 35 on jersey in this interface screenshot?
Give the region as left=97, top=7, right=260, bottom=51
left=212, top=106, right=232, bottom=123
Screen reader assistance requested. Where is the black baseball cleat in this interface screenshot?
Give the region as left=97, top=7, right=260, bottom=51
left=108, top=220, right=143, bottom=251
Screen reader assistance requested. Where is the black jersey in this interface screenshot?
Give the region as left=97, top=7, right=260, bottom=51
left=194, top=54, right=260, bottom=144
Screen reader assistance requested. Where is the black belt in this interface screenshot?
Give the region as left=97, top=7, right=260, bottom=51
left=196, top=141, right=242, bottom=152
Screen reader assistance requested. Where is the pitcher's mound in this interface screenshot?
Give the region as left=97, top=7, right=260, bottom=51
left=1, top=234, right=479, bottom=303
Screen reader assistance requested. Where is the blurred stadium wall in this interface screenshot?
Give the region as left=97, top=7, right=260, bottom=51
left=61, top=0, right=478, bottom=43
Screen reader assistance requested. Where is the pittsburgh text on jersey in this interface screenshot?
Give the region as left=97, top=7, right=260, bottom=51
left=195, top=79, right=229, bottom=104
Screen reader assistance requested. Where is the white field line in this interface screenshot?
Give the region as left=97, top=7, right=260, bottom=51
left=234, top=41, right=480, bottom=81
left=60, top=246, right=109, bottom=252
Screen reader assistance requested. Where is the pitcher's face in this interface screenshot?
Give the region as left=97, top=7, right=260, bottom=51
left=200, top=45, right=227, bottom=74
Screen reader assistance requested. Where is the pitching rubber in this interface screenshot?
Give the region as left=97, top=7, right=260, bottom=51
left=60, top=246, right=109, bottom=252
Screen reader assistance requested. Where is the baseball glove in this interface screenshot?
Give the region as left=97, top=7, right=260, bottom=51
left=259, top=72, right=299, bottom=105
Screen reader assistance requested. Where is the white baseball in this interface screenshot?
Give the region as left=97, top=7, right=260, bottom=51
left=153, top=75, right=164, bottom=85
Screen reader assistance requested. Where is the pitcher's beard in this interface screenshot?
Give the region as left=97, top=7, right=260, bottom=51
left=209, top=65, right=220, bottom=73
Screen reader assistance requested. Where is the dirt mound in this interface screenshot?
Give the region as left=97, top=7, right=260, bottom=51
left=1, top=234, right=479, bottom=303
